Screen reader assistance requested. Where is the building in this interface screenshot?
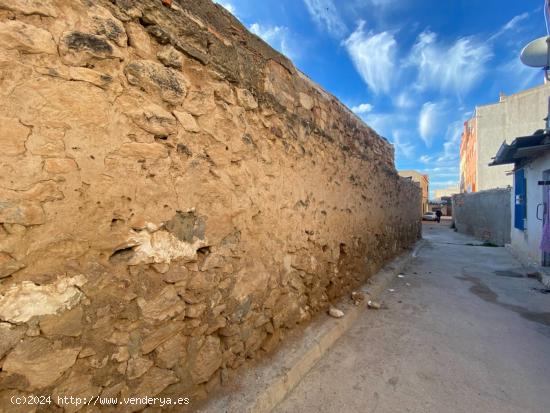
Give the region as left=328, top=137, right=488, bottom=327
left=491, top=130, right=550, bottom=284
left=398, top=170, right=429, bottom=214
left=434, top=185, right=459, bottom=200
left=460, top=118, right=477, bottom=192
left=460, top=83, right=550, bottom=193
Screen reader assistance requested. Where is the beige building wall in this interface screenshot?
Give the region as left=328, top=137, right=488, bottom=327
left=474, top=83, right=550, bottom=191
left=434, top=185, right=459, bottom=199
left=399, top=170, right=429, bottom=214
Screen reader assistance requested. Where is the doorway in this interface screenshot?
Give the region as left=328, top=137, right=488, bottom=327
left=542, top=169, right=550, bottom=266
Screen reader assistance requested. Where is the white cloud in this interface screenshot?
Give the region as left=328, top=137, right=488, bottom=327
left=391, top=130, right=415, bottom=158
left=502, top=12, right=530, bottom=32
left=489, top=12, right=530, bottom=41
left=249, top=23, right=298, bottom=61
left=421, top=165, right=460, bottom=183
left=422, top=166, right=459, bottom=173
left=347, top=0, right=402, bottom=19
left=419, top=155, right=432, bottom=164
left=361, top=111, right=403, bottom=138
left=498, top=56, right=542, bottom=91
left=303, top=0, right=347, bottom=37
left=369, top=0, right=398, bottom=6
left=438, top=121, right=463, bottom=162
left=418, top=120, right=464, bottom=197
left=410, top=31, right=492, bottom=97
left=418, top=101, right=446, bottom=147
left=213, top=0, right=237, bottom=15
left=351, top=103, right=374, bottom=114
left=356, top=110, right=415, bottom=159
left=344, top=21, right=397, bottom=94
left=430, top=180, right=460, bottom=189
left=395, top=91, right=415, bottom=108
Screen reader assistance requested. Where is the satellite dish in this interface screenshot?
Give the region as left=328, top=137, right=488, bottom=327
left=520, top=36, right=550, bottom=68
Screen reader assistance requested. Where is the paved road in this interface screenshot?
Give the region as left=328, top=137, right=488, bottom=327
left=275, top=222, right=550, bottom=413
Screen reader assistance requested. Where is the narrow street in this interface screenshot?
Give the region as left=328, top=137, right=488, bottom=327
left=274, top=222, right=550, bottom=413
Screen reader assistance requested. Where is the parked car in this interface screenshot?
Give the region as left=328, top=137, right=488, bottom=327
left=422, top=211, right=437, bottom=221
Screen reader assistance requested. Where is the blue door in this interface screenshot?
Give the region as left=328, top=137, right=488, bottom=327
left=514, top=169, right=526, bottom=230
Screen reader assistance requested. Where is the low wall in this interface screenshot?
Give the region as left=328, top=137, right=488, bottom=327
left=0, top=0, right=421, bottom=409
left=452, top=189, right=511, bottom=246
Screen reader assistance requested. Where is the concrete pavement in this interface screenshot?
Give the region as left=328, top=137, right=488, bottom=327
left=274, top=222, right=550, bottom=413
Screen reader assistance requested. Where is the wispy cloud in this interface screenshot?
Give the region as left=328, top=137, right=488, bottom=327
left=351, top=103, right=374, bottom=114
left=419, top=101, right=446, bottom=147
left=419, top=155, right=432, bottom=164
left=409, top=31, right=492, bottom=97
left=360, top=111, right=409, bottom=139
left=344, top=21, right=397, bottom=94
left=303, top=0, right=347, bottom=37
left=430, top=180, right=460, bottom=189
left=438, top=120, right=463, bottom=162
left=347, top=0, right=403, bottom=21
left=498, top=56, right=543, bottom=91
left=489, top=12, right=530, bottom=41
left=249, top=23, right=299, bottom=61
left=418, top=120, right=464, bottom=196
left=369, top=0, right=399, bottom=6
left=357, top=110, right=416, bottom=159
left=391, top=130, right=415, bottom=158
left=395, top=90, right=416, bottom=109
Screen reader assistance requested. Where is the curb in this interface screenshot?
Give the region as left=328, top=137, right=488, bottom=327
left=504, top=244, right=550, bottom=287
left=199, top=239, right=426, bottom=413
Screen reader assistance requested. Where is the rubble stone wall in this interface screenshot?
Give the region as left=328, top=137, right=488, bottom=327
left=0, top=0, right=421, bottom=409
left=452, top=188, right=511, bottom=246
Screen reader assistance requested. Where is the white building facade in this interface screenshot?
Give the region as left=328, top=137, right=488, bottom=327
left=491, top=132, right=550, bottom=285
left=510, top=151, right=550, bottom=268
left=463, top=83, right=550, bottom=192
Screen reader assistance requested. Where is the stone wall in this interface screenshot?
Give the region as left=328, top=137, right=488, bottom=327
left=0, top=0, right=421, bottom=409
left=452, top=189, right=511, bottom=246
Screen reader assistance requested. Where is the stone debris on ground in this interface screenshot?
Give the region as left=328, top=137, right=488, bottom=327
left=351, top=291, right=365, bottom=306
left=367, top=300, right=381, bottom=310
left=328, top=307, right=345, bottom=318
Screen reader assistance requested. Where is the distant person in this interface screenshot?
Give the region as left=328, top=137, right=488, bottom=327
left=435, top=210, right=442, bottom=223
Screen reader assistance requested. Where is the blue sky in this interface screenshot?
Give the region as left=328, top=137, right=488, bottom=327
left=214, top=0, right=547, bottom=197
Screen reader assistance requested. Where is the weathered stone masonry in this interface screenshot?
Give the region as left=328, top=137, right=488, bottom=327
left=0, top=0, right=421, bottom=410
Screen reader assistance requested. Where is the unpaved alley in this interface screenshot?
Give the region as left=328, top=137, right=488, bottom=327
left=275, top=222, right=550, bottom=413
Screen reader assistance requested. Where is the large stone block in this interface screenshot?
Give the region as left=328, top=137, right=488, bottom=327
left=189, top=335, right=222, bottom=384
left=2, top=337, right=80, bottom=389
left=0, top=116, right=30, bottom=156
left=124, top=60, right=188, bottom=105
left=0, top=0, right=58, bottom=17
left=59, top=31, right=123, bottom=66
left=0, top=21, right=56, bottom=54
